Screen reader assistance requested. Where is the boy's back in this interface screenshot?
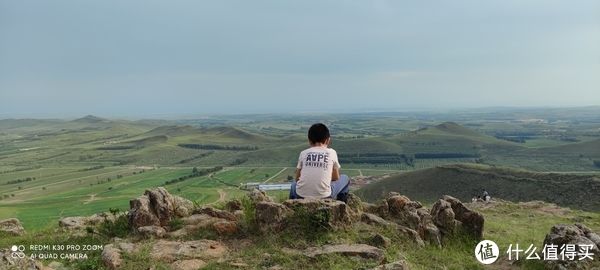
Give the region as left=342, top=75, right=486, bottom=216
left=295, top=145, right=340, bottom=198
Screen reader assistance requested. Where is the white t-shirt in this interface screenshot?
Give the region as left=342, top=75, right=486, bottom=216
left=296, top=146, right=341, bottom=198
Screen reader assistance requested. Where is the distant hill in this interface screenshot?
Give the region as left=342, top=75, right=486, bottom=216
left=202, top=126, right=267, bottom=141
left=536, top=138, right=600, bottom=157
left=71, top=115, right=108, bottom=123
left=143, top=125, right=202, bottom=137
left=415, top=122, right=489, bottom=138
left=356, top=164, right=600, bottom=211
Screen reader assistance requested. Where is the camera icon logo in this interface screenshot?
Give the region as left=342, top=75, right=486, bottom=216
left=10, top=245, right=26, bottom=259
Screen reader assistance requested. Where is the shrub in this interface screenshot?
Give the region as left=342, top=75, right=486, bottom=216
left=98, top=209, right=130, bottom=238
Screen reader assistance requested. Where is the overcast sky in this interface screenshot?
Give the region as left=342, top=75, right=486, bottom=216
left=1, top=0, right=599, bottom=118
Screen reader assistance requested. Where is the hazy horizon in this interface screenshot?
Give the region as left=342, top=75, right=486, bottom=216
left=1, top=1, right=599, bottom=117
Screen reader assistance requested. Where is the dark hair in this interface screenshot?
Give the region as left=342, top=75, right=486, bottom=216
left=308, top=123, right=330, bottom=144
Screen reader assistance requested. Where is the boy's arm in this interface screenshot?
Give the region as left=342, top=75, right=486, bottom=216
left=331, top=166, right=340, bottom=181
left=295, top=168, right=301, bottom=181
left=331, top=149, right=340, bottom=181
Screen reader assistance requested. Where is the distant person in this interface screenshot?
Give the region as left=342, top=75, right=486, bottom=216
left=289, top=123, right=350, bottom=202
left=483, top=189, right=490, bottom=202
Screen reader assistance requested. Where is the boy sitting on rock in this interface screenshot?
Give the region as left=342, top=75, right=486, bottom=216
left=289, top=123, right=350, bottom=202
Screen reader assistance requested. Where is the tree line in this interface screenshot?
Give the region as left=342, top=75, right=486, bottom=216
left=5, top=177, right=36, bottom=185
left=177, top=144, right=259, bottom=151
left=164, top=166, right=223, bottom=185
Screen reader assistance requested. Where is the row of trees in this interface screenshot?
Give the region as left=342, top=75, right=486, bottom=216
left=164, top=166, right=223, bottom=185
left=78, top=165, right=105, bottom=172
left=339, top=152, right=480, bottom=165
left=178, top=144, right=259, bottom=151
left=177, top=152, right=214, bottom=164
left=5, top=177, right=36, bottom=185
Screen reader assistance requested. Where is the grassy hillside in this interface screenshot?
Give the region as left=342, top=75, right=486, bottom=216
left=356, top=164, right=600, bottom=211
left=1, top=194, right=599, bottom=270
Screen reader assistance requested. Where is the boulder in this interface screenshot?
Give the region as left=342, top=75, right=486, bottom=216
left=305, top=244, right=385, bottom=261
left=370, top=233, right=391, bottom=248
left=194, top=206, right=237, bottom=221
left=543, top=224, right=600, bottom=270
left=430, top=199, right=456, bottom=235
left=384, top=194, right=440, bottom=246
left=0, top=248, right=44, bottom=270
left=346, top=193, right=364, bottom=221
left=57, top=213, right=119, bottom=234
left=212, top=220, right=238, bottom=235
left=248, top=189, right=273, bottom=203
left=361, top=213, right=394, bottom=227
left=171, top=259, right=207, bottom=270
left=397, top=225, right=426, bottom=247
left=255, top=202, right=291, bottom=232
left=387, top=194, right=423, bottom=230
left=0, top=218, right=25, bottom=236
left=101, top=244, right=122, bottom=270
left=225, top=199, right=243, bottom=212
left=169, top=213, right=237, bottom=237
left=137, top=225, right=166, bottom=238
left=431, top=195, right=484, bottom=240
left=283, top=199, right=352, bottom=228
left=364, top=200, right=389, bottom=218
left=150, top=240, right=227, bottom=262
left=370, top=260, right=411, bottom=270
left=128, top=187, right=193, bottom=230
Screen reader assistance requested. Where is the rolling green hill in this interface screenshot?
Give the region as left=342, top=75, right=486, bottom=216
left=356, top=164, right=600, bottom=211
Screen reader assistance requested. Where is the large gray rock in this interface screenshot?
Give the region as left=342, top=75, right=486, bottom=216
left=0, top=218, right=25, bottom=236
left=283, top=199, right=352, bottom=228
left=137, top=225, right=166, bottom=238
left=171, top=259, right=207, bottom=270
left=305, top=244, right=384, bottom=261
left=169, top=213, right=237, bottom=237
left=150, top=240, right=227, bottom=262
left=370, top=260, right=411, bottom=270
left=0, top=248, right=43, bottom=270
left=385, top=193, right=441, bottom=247
left=543, top=223, right=600, bottom=270
left=431, top=195, right=484, bottom=240
left=248, top=189, right=273, bottom=203
left=255, top=202, right=292, bottom=232
left=101, top=244, right=122, bottom=270
left=128, top=187, right=193, bottom=230
left=194, top=206, right=237, bottom=221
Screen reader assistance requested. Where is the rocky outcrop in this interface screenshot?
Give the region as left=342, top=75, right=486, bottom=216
left=305, top=244, right=385, bottom=261
left=0, top=218, right=25, bottom=236
left=543, top=223, right=600, bottom=270
left=128, top=187, right=194, bottom=230
left=361, top=193, right=484, bottom=247
left=431, top=195, right=484, bottom=240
